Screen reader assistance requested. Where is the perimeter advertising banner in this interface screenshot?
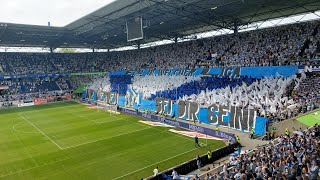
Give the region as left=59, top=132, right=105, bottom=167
left=117, top=107, right=236, bottom=141
left=0, top=86, right=9, bottom=90
left=33, top=96, right=71, bottom=105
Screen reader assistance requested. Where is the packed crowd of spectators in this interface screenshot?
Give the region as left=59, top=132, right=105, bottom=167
left=130, top=75, right=201, bottom=99
left=151, top=76, right=255, bottom=101
left=1, top=20, right=319, bottom=112
left=0, top=91, right=70, bottom=109
left=0, top=20, right=320, bottom=75
left=0, top=74, right=106, bottom=108
left=294, top=73, right=320, bottom=111
left=87, top=76, right=111, bottom=92
left=68, top=75, right=100, bottom=90
left=0, top=78, right=64, bottom=94
left=109, top=75, right=132, bottom=95
left=0, top=77, right=74, bottom=108
left=126, top=70, right=319, bottom=122
left=179, top=75, right=298, bottom=118
left=202, top=124, right=320, bottom=180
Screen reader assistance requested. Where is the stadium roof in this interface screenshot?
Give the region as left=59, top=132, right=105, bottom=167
left=0, top=0, right=320, bottom=49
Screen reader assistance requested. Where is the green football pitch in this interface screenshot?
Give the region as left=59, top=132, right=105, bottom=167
left=0, top=101, right=225, bottom=180
left=297, top=109, right=320, bottom=126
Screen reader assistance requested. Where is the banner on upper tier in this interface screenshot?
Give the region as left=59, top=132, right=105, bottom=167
left=0, top=73, right=69, bottom=80
left=109, top=66, right=299, bottom=78
left=304, top=65, right=320, bottom=73
left=0, top=66, right=300, bottom=79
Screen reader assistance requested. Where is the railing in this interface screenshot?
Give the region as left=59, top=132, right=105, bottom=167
left=146, top=143, right=238, bottom=180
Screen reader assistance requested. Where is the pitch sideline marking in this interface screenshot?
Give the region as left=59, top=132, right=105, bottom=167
left=62, top=127, right=152, bottom=150
left=12, top=131, right=40, bottom=167
left=11, top=118, right=40, bottom=167
left=69, top=111, right=124, bottom=125
left=0, top=127, right=167, bottom=178
left=97, top=117, right=126, bottom=124
left=18, top=114, right=63, bottom=150
left=134, top=119, right=195, bottom=143
left=112, top=147, right=200, bottom=180
left=0, top=156, right=71, bottom=178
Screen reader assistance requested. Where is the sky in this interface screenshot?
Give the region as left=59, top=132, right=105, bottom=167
left=0, top=0, right=116, bottom=26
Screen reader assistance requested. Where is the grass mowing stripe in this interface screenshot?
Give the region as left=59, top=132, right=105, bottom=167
left=62, top=126, right=152, bottom=149
left=113, top=147, right=199, bottom=180
left=121, top=118, right=197, bottom=143
left=12, top=121, right=40, bottom=134
left=297, top=110, right=320, bottom=126
left=12, top=132, right=39, bottom=168
left=43, top=130, right=197, bottom=180
left=18, top=114, right=63, bottom=150
left=0, top=155, right=72, bottom=178
left=0, top=102, right=225, bottom=179
left=68, top=111, right=126, bottom=125
left=1, top=127, right=186, bottom=179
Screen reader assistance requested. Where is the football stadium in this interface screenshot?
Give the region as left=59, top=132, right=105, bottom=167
left=0, top=0, right=320, bottom=179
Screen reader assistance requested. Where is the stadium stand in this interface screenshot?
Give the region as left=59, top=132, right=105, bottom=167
left=0, top=20, right=320, bottom=76
left=201, top=124, right=320, bottom=180
left=149, top=76, right=256, bottom=101
left=1, top=1, right=320, bottom=179
left=87, top=76, right=111, bottom=92
left=131, top=75, right=201, bottom=99
left=178, top=75, right=299, bottom=120
left=294, top=74, right=320, bottom=112
left=109, top=75, right=132, bottom=95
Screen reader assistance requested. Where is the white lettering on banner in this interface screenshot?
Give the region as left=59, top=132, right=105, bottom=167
left=304, top=66, right=320, bottom=72
left=188, top=124, right=204, bottom=133
left=218, top=131, right=229, bottom=139
left=164, top=120, right=180, bottom=127
left=158, top=100, right=257, bottom=132
left=142, top=113, right=151, bottom=119
left=123, top=109, right=137, bottom=115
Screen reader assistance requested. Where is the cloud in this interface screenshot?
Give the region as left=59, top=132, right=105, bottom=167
left=0, top=0, right=115, bottom=26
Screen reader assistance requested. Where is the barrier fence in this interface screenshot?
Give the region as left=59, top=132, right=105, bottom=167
left=146, top=143, right=238, bottom=180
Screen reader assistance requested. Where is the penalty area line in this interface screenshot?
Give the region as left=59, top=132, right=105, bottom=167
left=112, top=147, right=201, bottom=180
left=69, top=112, right=100, bottom=124
left=18, top=114, right=63, bottom=150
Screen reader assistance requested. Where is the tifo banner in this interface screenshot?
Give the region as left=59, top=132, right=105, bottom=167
left=155, top=98, right=268, bottom=134
left=86, top=65, right=302, bottom=135
left=83, top=90, right=118, bottom=105
left=109, top=66, right=299, bottom=78
left=84, top=92, right=268, bottom=134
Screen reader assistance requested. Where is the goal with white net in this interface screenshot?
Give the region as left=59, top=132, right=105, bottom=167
left=96, top=100, right=119, bottom=115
